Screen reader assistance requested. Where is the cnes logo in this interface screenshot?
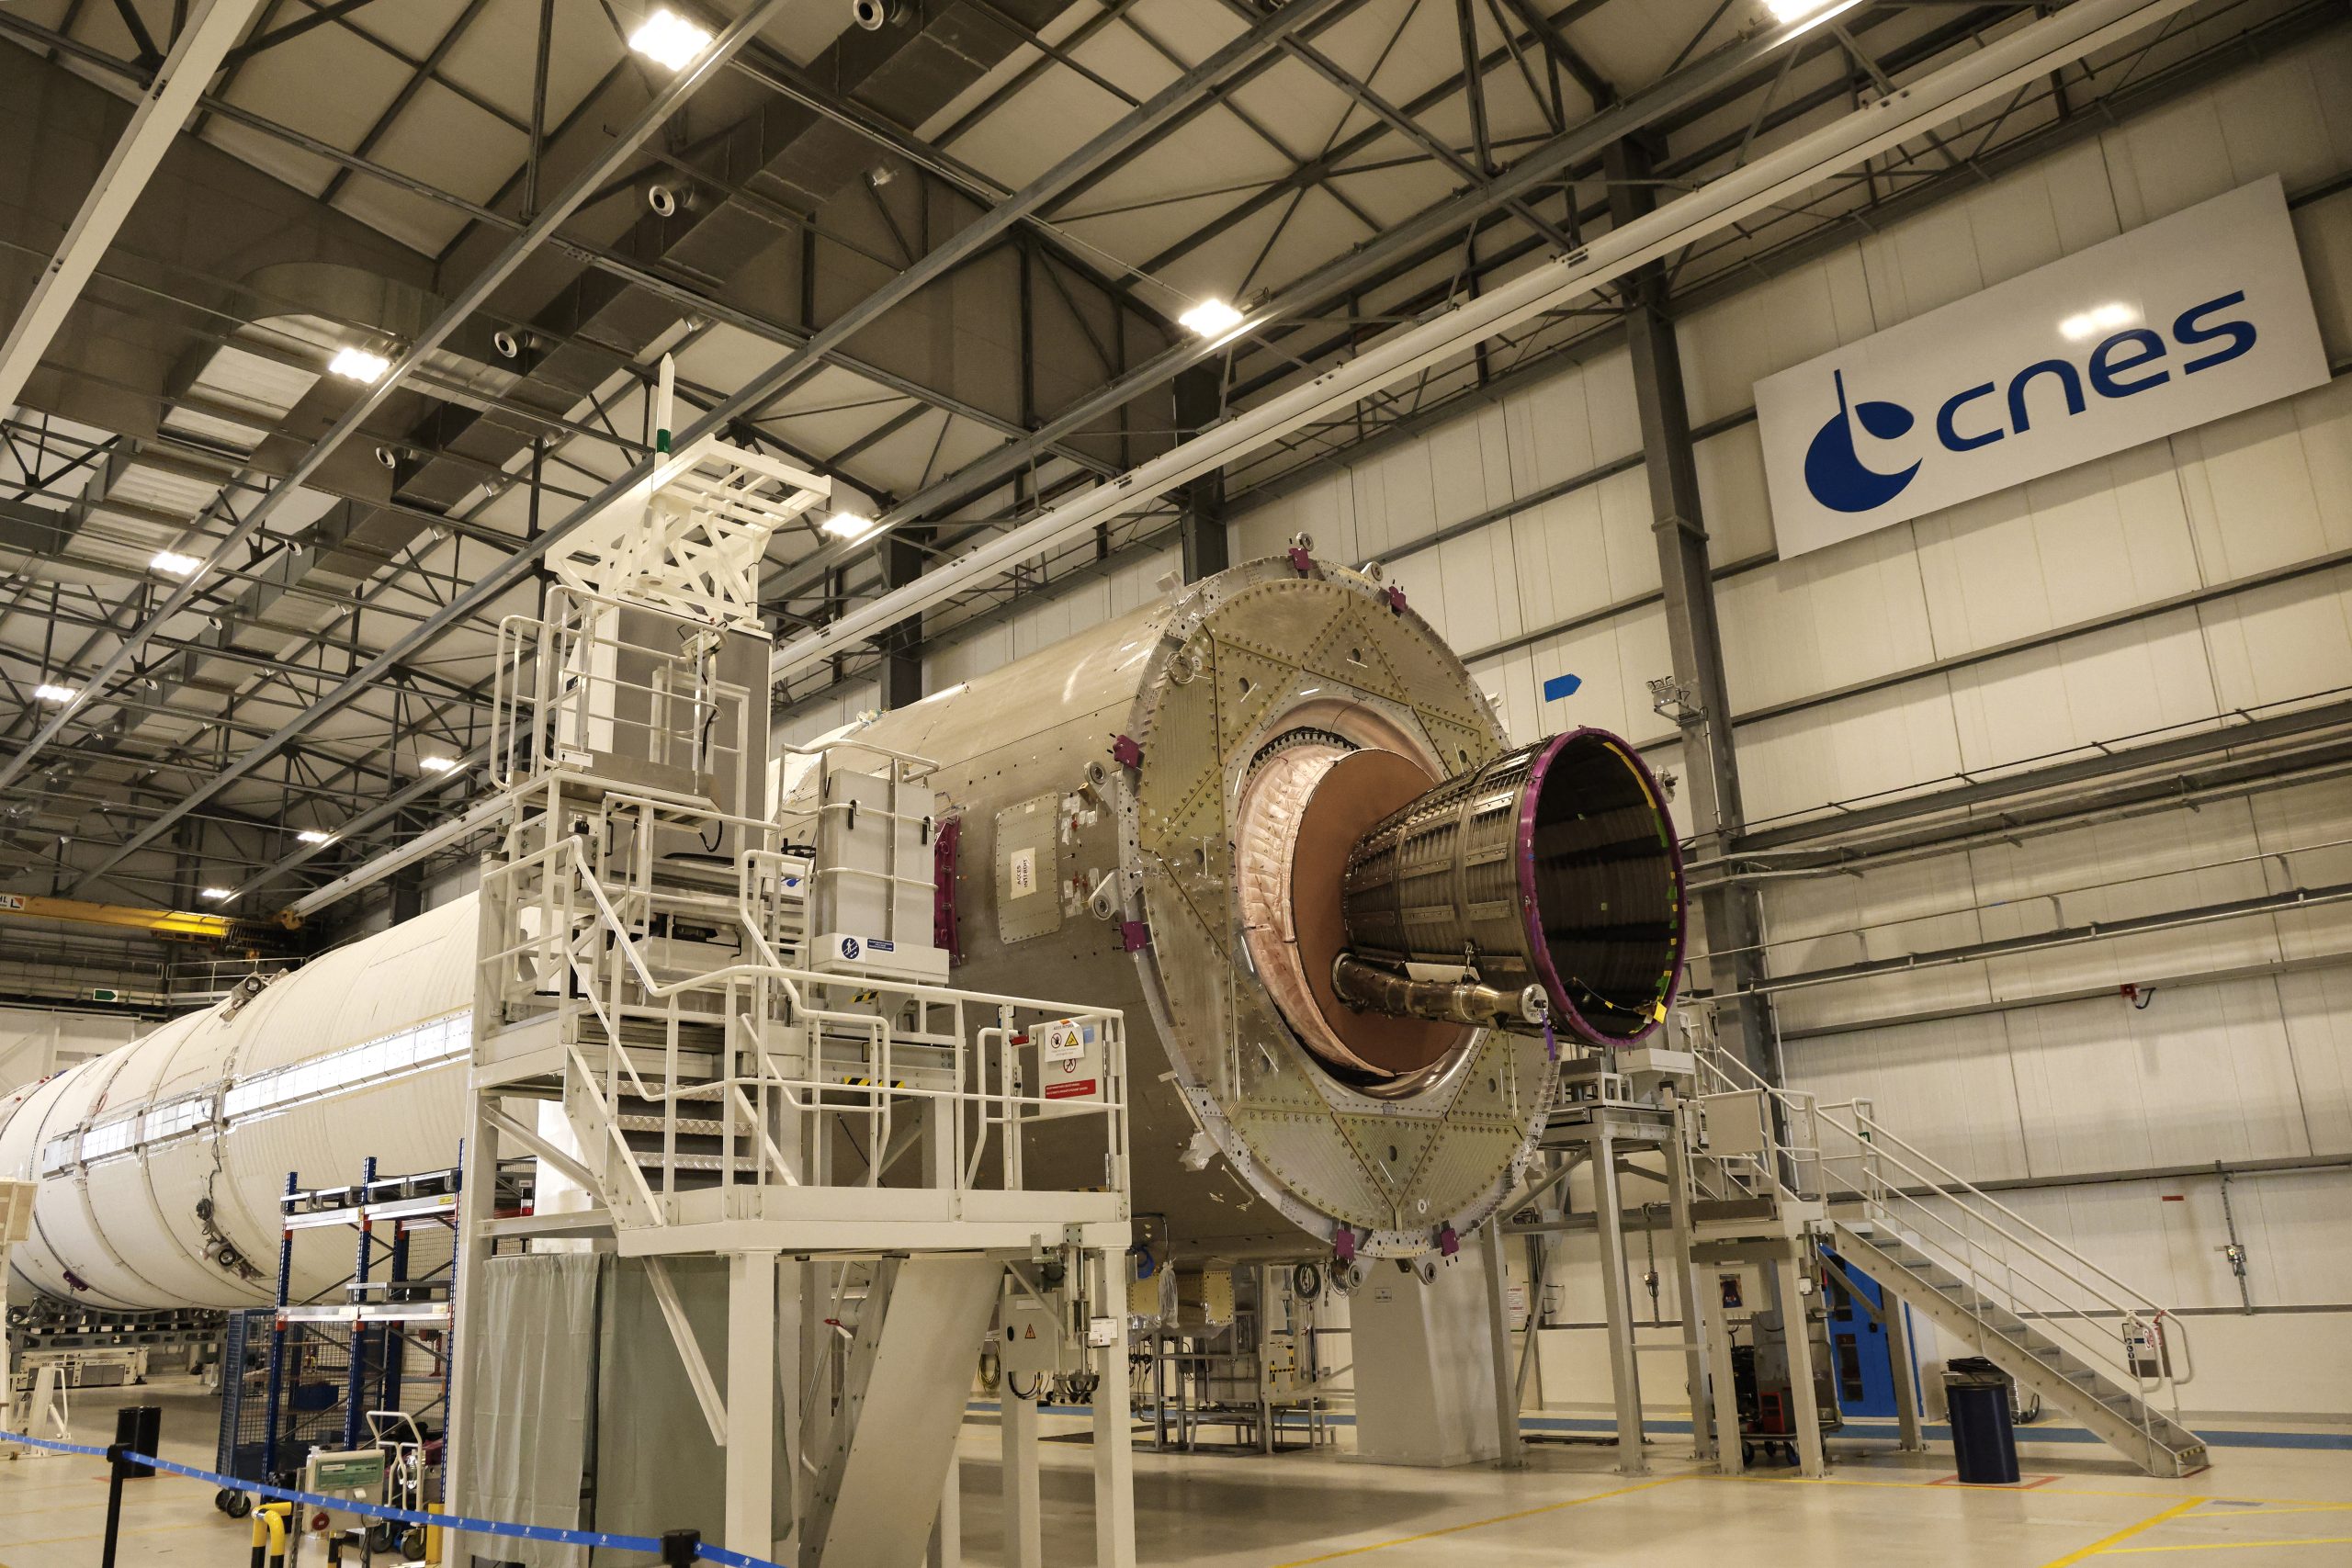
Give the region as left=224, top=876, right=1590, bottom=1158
left=1799, top=291, right=2260, bottom=515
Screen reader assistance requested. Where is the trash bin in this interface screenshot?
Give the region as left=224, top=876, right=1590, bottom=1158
left=1943, top=1358, right=2019, bottom=1484
left=112, top=1404, right=161, bottom=1479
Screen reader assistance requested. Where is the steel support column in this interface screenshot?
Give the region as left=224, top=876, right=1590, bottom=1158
left=1773, top=1246, right=1828, bottom=1478
left=1001, top=1383, right=1042, bottom=1568
left=877, top=530, right=926, bottom=712
left=1591, top=1134, right=1646, bottom=1474
left=1482, top=1218, right=1526, bottom=1469
left=725, top=1250, right=779, bottom=1556
left=1173, top=366, right=1228, bottom=582
left=1604, top=134, right=1774, bottom=1081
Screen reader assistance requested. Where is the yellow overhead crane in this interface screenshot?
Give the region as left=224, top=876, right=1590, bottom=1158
left=0, top=891, right=238, bottom=942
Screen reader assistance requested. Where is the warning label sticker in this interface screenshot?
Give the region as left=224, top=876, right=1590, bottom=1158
left=1038, top=1018, right=1100, bottom=1101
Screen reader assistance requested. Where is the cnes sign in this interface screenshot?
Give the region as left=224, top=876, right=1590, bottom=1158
left=1757, top=176, right=2329, bottom=559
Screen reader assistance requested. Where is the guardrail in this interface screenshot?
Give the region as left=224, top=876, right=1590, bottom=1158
left=478, top=785, right=1128, bottom=1225
left=1690, top=1044, right=2190, bottom=1447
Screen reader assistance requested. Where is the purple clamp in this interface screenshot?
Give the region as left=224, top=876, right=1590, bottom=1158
left=1111, top=733, right=1144, bottom=770
left=1286, top=546, right=1316, bottom=576
left=1437, top=1224, right=1460, bottom=1260
left=1333, top=1227, right=1357, bottom=1264
left=1385, top=584, right=1408, bottom=615
left=1543, top=1016, right=1558, bottom=1065
left=1119, top=920, right=1150, bottom=953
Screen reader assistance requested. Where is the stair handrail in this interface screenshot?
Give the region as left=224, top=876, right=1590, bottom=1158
left=1691, top=1044, right=2188, bottom=1427
left=1812, top=1100, right=2191, bottom=1426
left=1685, top=1046, right=1826, bottom=1206
left=1822, top=1100, right=2165, bottom=1324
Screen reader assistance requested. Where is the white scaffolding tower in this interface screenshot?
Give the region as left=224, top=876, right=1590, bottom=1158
left=444, top=364, right=1137, bottom=1566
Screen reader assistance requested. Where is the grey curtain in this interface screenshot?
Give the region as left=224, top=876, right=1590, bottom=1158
left=459, top=1250, right=601, bottom=1568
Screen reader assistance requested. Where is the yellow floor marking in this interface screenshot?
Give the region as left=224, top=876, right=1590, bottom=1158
left=1264, top=1475, right=1690, bottom=1567
left=2196, top=1505, right=2352, bottom=1518
left=1721, top=1473, right=2194, bottom=1503
left=2037, top=1499, right=2206, bottom=1568
left=2107, top=1538, right=2352, bottom=1555
left=1718, top=1474, right=2352, bottom=1508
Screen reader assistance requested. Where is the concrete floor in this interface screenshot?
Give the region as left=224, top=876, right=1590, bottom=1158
left=6, top=1378, right=2346, bottom=1566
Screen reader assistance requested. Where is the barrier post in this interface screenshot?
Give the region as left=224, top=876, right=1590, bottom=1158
left=662, top=1528, right=700, bottom=1565
left=99, top=1442, right=128, bottom=1568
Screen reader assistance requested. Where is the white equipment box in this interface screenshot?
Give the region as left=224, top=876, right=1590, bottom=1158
left=812, top=766, right=948, bottom=983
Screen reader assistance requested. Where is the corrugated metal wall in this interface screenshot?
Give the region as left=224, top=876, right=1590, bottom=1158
left=893, top=28, right=2352, bottom=1416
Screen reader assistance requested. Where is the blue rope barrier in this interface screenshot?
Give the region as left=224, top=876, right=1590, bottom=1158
left=1, top=1427, right=789, bottom=1567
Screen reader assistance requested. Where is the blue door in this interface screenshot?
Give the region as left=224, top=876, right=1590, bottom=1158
left=1822, top=1248, right=1907, bottom=1419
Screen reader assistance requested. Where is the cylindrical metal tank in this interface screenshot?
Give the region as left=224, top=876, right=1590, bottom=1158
left=825, top=553, right=1682, bottom=1263
left=1340, top=729, right=1686, bottom=1043
left=0, top=897, right=474, bottom=1311
left=1, top=554, right=1683, bottom=1311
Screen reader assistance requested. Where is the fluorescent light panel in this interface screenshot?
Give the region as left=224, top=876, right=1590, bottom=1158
left=329, top=346, right=390, bottom=383
left=820, top=512, right=876, bottom=541
left=32, top=683, right=76, bottom=704
left=629, top=8, right=712, bottom=70
left=418, top=755, right=458, bottom=773
left=297, top=829, right=334, bottom=845
left=151, top=549, right=202, bottom=577
left=1178, top=299, right=1246, bottom=337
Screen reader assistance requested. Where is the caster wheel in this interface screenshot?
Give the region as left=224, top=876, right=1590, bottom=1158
left=221, top=1490, right=253, bottom=1519
left=1740, top=1441, right=1755, bottom=1465
left=366, top=1521, right=399, bottom=1553
left=401, top=1526, right=428, bottom=1559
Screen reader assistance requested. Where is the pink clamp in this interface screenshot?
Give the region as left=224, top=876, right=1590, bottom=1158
left=1286, top=546, right=1316, bottom=576
left=1119, top=920, right=1150, bottom=953
left=1437, top=1224, right=1460, bottom=1260
left=1111, top=733, right=1143, bottom=770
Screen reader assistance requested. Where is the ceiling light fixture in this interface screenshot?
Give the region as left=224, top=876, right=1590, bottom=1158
left=418, top=755, right=459, bottom=773
left=329, top=346, right=390, bottom=383
left=821, top=512, right=877, bottom=542
left=151, top=549, right=202, bottom=577
left=297, top=829, right=334, bottom=845
left=629, top=7, right=713, bottom=70
left=199, top=887, right=232, bottom=901
left=1179, top=298, right=1246, bottom=337
left=32, top=683, right=76, bottom=704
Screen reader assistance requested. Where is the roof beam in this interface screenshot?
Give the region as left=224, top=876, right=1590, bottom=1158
left=117, top=0, right=1374, bottom=915
left=15, top=0, right=791, bottom=855
left=0, top=0, right=264, bottom=414
left=763, top=0, right=2197, bottom=683
left=759, top=0, right=1844, bottom=609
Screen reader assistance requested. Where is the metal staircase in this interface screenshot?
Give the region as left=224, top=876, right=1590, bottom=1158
left=1689, top=1050, right=2207, bottom=1478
